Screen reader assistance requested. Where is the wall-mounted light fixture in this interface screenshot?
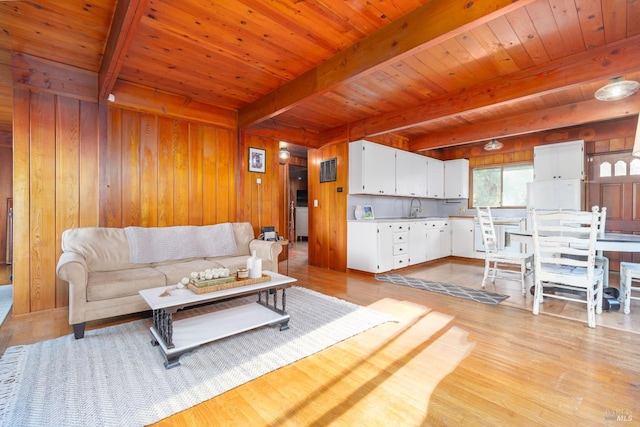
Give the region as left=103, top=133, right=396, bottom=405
left=595, top=77, right=640, bottom=101
left=279, top=147, right=291, bottom=159
left=484, top=138, right=503, bottom=151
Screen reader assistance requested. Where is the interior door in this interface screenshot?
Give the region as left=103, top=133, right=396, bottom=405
left=588, top=152, right=640, bottom=271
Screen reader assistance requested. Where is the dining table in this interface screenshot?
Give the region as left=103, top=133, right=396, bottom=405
left=508, top=230, right=640, bottom=252
left=508, top=230, right=640, bottom=309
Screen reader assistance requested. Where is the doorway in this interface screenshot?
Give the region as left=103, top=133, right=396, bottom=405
left=290, top=165, right=308, bottom=242
left=279, top=143, right=308, bottom=245
left=1, top=146, right=13, bottom=325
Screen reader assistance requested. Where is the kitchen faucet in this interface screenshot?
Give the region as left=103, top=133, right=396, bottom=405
left=409, top=198, right=421, bottom=218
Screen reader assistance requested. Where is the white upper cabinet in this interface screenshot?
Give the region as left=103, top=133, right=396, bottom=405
left=396, top=150, right=428, bottom=198
left=444, top=159, right=469, bottom=199
left=534, top=140, right=584, bottom=181
left=349, top=140, right=396, bottom=195
left=426, top=157, right=444, bottom=199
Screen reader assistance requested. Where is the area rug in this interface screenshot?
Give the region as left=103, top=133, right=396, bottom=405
left=0, top=286, right=395, bottom=427
left=0, top=285, right=11, bottom=326
left=375, top=274, right=509, bottom=306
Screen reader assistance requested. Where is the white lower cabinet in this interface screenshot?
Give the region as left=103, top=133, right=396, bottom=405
left=409, top=221, right=428, bottom=265
left=451, top=218, right=475, bottom=258
left=348, top=219, right=451, bottom=273
left=426, top=220, right=451, bottom=261
left=347, top=222, right=394, bottom=273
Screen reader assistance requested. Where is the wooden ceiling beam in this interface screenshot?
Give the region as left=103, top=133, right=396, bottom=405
left=409, top=95, right=640, bottom=151
left=98, top=0, right=149, bottom=101
left=319, top=35, right=640, bottom=145
left=110, top=80, right=237, bottom=129
left=243, top=124, right=321, bottom=149
left=238, top=0, right=535, bottom=129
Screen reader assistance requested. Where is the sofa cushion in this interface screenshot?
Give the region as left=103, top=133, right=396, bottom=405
left=232, top=223, right=254, bottom=256
left=125, top=224, right=237, bottom=264
left=62, top=228, right=143, bottom=273
left=152, top=259, right=225, bottom=285
left=87, top=268, right=166, bottom=301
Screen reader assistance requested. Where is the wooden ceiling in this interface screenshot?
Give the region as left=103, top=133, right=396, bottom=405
left=1, top=0, right=640, bottom=152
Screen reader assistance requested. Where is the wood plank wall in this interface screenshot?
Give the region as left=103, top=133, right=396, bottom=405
left=12, top=92, right=241, bottom=315
left=307, top=143, right=349, bottom=272
left=12, top=89, right=101, bottom=313
left=102, top=108, right=238, bottom=228
left=240, top=133, right=281, bottom=237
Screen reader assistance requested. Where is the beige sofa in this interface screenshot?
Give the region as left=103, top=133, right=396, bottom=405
left=56, top=222, right=283, bottom=339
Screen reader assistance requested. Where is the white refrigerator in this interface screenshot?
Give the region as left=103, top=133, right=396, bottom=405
left=526, top=178, right=584, bottom=211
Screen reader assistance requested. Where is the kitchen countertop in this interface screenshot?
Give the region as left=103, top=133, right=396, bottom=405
left=349, top=217, right=450, bottom=223
left=349, top=216, right=525, bottom=223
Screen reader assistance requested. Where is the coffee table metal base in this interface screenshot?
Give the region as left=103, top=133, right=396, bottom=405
left=149, top=288, right=289, bottom=369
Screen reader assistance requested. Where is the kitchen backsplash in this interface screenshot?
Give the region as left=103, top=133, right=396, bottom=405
left=347, top=194, right=526, bottom=220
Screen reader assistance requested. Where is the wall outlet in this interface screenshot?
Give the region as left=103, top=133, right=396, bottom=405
left=459, top=206, right=465, bottom=213
left=256, top=178, right=261, bottom=184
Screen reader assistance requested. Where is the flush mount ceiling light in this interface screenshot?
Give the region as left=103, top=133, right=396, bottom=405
left=595, top=77, right=640, bottom=101
left=279, top=147, right=291, bottom=159
left=484, top=138, right=504, bottom=151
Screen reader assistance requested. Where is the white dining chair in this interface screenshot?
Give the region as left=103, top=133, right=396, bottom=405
left=620, top=262, right=640, bottom=314
left=530, top=206, right=604, bottom=328
left=476, top=207, right=533, bottom=295
left=594, top=207, right=609, bottom=289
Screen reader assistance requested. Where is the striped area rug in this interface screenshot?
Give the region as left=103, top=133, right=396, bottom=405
left=375, top=274, right=509, bottom=306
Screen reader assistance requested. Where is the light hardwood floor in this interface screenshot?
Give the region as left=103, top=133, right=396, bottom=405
left=0, top=247, right=639, bottom=425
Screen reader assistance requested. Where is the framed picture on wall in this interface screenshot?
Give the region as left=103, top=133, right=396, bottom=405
left=248, top=147, right=266, bottom=173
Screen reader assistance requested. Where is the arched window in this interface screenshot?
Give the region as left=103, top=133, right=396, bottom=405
left=631, top=158, right=640, bottom=176
left=614, top=160, right=627, bottom=176
left=599, top=161, right=612, bottom=177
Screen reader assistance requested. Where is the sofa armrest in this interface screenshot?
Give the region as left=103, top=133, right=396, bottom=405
left=56, top=251, right=89, bottom=325
left=249, top=239, right=283, bottom=273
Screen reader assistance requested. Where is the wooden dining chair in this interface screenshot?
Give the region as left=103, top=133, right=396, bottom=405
left=530, top=206, right=605, bottom=328
left=476, top=207, right=533, bottom=295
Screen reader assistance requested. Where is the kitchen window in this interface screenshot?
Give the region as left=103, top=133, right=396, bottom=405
left=472, top=164, right=533, bottom=208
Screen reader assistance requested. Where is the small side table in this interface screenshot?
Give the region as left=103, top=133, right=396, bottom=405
left=278, top=239, right=290, bottom=275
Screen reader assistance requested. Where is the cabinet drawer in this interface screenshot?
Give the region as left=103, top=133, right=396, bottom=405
left=393, top=254, right=409, bottom=269
left=393, top=231, right=409, bottom=243
left=393, top=223, right=410, bottom=232
left=427, top=221, right=449, bottom=229
left=393, top=243, right=408, bottom=256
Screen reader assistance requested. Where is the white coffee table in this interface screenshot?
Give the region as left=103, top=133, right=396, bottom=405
left=139, top=270, right=297, bottom=369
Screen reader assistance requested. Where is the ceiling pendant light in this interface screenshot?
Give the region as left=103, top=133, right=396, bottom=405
left=484, top=138, right=503, bottom=151
left=279, top=147, right=291, bottom=159
left=595, top=77, right=640, bottom=101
